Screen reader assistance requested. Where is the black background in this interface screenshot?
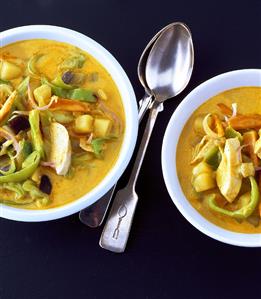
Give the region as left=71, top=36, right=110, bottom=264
left=1, top=1, right=261, bottom=299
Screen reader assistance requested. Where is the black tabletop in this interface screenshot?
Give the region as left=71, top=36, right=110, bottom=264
left=1, top=1, right=261, bottom=299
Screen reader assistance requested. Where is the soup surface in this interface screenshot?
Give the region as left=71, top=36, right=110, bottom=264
left=0, top=39, right=125, bottom=209
left=177, top=87, right=261, bottom=233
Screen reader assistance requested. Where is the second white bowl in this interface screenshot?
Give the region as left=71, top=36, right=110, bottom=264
left=162, top=69, right=261, bottom=247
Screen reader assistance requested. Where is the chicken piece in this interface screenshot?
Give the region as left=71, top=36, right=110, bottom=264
left=216, top=138, right=242, bottom=202
left=50, top=122, right=71, bottom=175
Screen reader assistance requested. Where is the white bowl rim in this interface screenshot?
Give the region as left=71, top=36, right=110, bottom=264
left=0, top=25, right=138, bottom=222
left=162, top=68, right=261, bottom=247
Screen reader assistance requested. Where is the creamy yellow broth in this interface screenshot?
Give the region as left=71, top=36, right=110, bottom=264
left=0, top=39, right=125, bottom=209
left=176, top=87, right=261, bottom=233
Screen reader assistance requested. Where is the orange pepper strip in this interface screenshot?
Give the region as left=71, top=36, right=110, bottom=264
left=243, top=130, right=259, bottom=167
left=0, top=90, right=17, bottom=123
left=213, top=114, right=224, bottom=137
left=217, top=103, right=233, bottom=116
left=49, top=98, right=90, bottom=112
left=229, top=115, right=261, bottom=130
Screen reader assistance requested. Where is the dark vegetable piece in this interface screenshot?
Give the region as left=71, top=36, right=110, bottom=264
left=62, top=71, right=74, bottom=85
left=62, top=71, right=86, bottom=86
left=8, top=115, right=30, bottom=134
left=39, top=175, right=52, bottom=195
left=52, top=75, right=73, bottom=89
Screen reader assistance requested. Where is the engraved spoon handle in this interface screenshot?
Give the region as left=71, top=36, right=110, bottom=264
left=99, top=100, right=163, bottom=252
left=79, top=94, right=153, bottom=227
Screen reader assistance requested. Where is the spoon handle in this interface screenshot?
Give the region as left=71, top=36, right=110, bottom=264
left=79, top=94, right=153, bottom=228
left=99, top=100, right=163, bottom=252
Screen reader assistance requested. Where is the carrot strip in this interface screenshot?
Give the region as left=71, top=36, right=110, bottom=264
left=49, top=98, right=90, bottom=112
left=0, top=90, right=17, bottom=123
left=229, top=115, right=261, bottom=130
left=243, top=130, right=259, bottom=167
left=213, top=114, right=224, bottom=137
left=217, top=103, right=233, bottom=116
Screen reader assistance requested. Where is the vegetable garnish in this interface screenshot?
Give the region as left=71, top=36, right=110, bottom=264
left=189, top=100, right=261, bottom=227
left=0, top=39, right=124, bottom=209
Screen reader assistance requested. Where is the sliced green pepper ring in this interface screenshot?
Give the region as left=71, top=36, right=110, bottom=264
left=0, top=151, right=40, bottom=183
left=208, top=176, right=260, bottom=219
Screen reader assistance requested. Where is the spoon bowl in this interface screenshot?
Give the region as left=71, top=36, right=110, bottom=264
left=138, top=22, right=178, bottom=92
left=146, top=23, right=194, bottom=101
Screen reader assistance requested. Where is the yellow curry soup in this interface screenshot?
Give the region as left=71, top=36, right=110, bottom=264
left=0, top=39, right=125, bottom=209
left=177, top=87, right=261, bottom=233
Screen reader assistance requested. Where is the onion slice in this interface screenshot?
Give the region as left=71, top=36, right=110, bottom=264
left=231, top=103, right=237, bottom=118
left=236, top=144, right=249, bottom=161
left=202, top=114, right=219, bottom=138
left=12, top=110, right=30, bottom=116
left=40, top=161, right=55, bottom=168
left=0, top=127, right=20, bottom=157
left=34, top=96, right=58, bottom=111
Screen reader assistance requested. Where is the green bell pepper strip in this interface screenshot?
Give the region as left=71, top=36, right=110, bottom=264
left=91, top=138, right=107, bottom=158
left=16, top=139, right=33, bottom=168
left=15, top=76, right=30, bottom=110
left=59, top=54, right=86, bottom=70
left=225, top=126, right=243, bottom=143
left=23, top=180, right=50, bottom=207
left=41, top=77, right=96, bottom=102
left=17, top=76, right=30, bottom=95
left=0, top=79, right=10, bottom=85
left=27, top=54, right=43, bottom=78
left=52, top=75, right=74, bottom=90
left=41, top=77, right=69, bottom=98
left=0, top=151, right=40, bottom=183
left=29, top=110, right=45, bottom=159
left=208, top=176, right=260, bottom=219
left=68, top=88, right=96, bottom=102
left=204, top=146, right=221, bottom=170
left=2, top=182, right=25, bottom=199
left=22, top=180, right=48, bottom=200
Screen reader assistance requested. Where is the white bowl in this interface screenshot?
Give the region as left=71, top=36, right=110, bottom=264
left=162, top=69, right=261, bottom=247
left=0, top=25, right=138, bottom=222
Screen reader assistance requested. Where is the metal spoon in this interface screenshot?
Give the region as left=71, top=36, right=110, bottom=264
left=100, top=22, right=194, bottom=252
left=79, top=23, right=176, bottom=228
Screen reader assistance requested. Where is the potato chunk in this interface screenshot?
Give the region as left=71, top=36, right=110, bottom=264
left=94, top=118, right=112, bottom=137
left=0, top=61, right=22, bottom=80
left=33, top=84, right=51, bottom=106
left=193, top=173, right=216, bottom=192
left=75, top=114, right=94, bottom=133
